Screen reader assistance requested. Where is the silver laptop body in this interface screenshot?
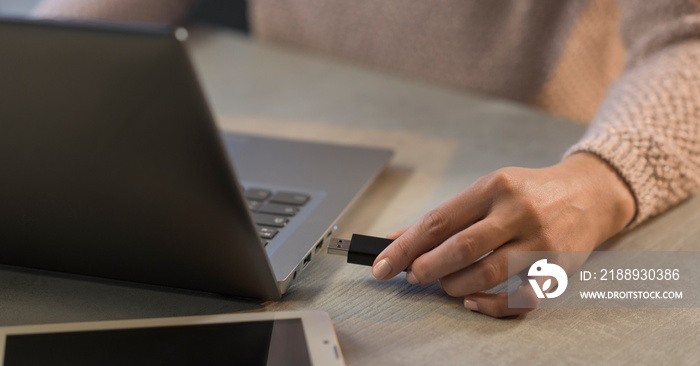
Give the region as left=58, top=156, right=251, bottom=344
left=0, top=18, right=392, bottom=300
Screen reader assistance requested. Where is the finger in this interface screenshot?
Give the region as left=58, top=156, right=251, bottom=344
left=406, top=216, right=516, bottom=285
left=439, top=242, right=532, bottom=297
left=463, top=284, right=539, bottom=318
left=462, top=268, right=545, bottom=318
left=386, top=227, right=409, bottom=240
left=372, top=187, right=493, bottom=280
left=459, top=252, right=590, bottom=318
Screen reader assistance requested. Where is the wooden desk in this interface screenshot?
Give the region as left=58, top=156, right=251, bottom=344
left=1, top=26, right=698, bottom=365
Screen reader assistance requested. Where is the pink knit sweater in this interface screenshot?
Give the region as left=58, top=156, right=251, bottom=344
left=34, top=0, right=700, bottom=226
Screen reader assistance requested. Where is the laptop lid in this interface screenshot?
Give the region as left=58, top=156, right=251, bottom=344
left=0, top=18, right=284, bottom=299
left=0, top=18, right=393, bottom=300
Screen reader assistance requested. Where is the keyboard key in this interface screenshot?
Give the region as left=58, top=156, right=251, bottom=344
left=258, top=226, right=278, bottom=240
left=245, top=188, right=272, bottom=201
left=247, top=200, right=262, bottom=212
left=253, top=213, right=289, bottom=228
left=270, top=192, right=310, bottom=206
left=258, top=203, right=298, bottom=216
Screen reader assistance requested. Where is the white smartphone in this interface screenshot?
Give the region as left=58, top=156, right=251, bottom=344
left=0, top=310, right=345, bottom=366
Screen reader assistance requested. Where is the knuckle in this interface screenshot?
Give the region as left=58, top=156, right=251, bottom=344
left=441, top=279, right=463, bottom=297
left=453, top=235, right=478, bottom=264
left=516, top=196, right=539, bottom=217
left=523, top=289, right=542, bottom=309
left=515, top=197, right=546, bottom=228
left=408, top=260, right=429, bottom=282
left=420, top=209, right=451, bottom=240
left=485, top=169, right=519, bottom=195
left=393, top=238, right=413, bottom=261
left=480, top=219, right=507, bottom=239
left=478, top=260, right=503, bottom=289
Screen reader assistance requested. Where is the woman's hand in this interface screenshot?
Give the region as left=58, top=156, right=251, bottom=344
left=372, top=153, right=636, bottom=317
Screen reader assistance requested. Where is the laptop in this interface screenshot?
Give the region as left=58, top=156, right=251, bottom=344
left=0, top=18, right=392, bottom=300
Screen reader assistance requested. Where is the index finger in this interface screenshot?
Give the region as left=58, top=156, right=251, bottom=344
left=371, top=186, right=492, bottom=280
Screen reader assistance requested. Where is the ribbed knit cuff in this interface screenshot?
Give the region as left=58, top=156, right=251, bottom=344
left=564, top=129, right=653, bottom=229
left=565, top=123, right=700, bottom=230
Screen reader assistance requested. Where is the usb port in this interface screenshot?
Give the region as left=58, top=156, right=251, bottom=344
left=303, top=253, right=312, bottom=267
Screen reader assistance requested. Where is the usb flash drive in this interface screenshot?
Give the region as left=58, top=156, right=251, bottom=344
left=327, top=234, right=395, bottom=267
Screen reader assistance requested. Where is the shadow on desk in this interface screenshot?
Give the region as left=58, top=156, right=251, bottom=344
left=0, top=264, right=263, bottom=327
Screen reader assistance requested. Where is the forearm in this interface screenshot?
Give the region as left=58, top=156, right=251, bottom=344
left=566, top=37, right=700, bottom=227
left=33, top=0, right=199, bottom=25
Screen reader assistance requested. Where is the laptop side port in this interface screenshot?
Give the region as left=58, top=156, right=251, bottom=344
left=314, top=238, right=324, bottom=254
left=303, top=253, right=312, bottom=268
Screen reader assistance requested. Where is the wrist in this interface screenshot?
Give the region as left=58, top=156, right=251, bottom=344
left=558, top=153, right=636, bottom=240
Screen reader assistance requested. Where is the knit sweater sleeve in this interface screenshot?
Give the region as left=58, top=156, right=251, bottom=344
left=565, top=1, right=700, bottom=227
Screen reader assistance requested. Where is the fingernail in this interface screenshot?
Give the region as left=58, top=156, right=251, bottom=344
left=464, top=298, right=479, bottom=312
left=372, top=258, right=393, bottom=280
left=406, top=270, right=419, bottom=285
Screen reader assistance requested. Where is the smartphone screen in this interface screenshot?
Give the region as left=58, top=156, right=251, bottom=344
left=3, top=319, right=311, bottom=366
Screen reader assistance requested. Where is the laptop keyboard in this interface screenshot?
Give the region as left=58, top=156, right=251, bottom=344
left=244, top=187, right=310, bottom=246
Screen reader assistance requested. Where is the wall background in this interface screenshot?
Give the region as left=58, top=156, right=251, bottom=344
left=0, top=0, right=41, bottom=16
